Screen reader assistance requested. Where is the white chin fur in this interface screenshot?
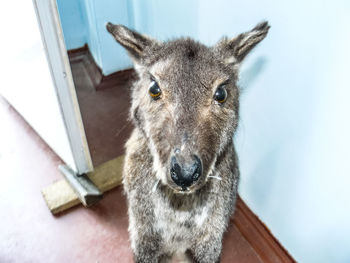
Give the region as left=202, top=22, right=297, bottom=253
left=148, top=138, right=168, bottom=183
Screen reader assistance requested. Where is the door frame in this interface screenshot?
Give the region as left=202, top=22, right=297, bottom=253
left=32, top=0, right=93, bottom=174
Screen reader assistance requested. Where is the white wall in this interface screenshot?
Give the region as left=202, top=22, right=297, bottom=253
left=194, top=0, right=350, bottom=262
left=130, top=0, right=199, bottom=41
left=0, top=1, right=77, bottom=172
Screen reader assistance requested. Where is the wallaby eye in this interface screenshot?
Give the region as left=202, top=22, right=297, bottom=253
left=214, top=85, right=227, bottom=103
left=149, top=80, right=161, bottom=99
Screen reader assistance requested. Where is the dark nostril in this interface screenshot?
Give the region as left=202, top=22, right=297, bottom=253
left=170, top=155, right=202, bottom=189
left=192, top=164, right=200, bottom=181
left=192, top=155, right=201, bottom=180
left=170, top=160, right=181, bottom=181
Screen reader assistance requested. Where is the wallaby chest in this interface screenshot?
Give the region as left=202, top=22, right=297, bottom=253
left=152, top=187, right=212, bottom=254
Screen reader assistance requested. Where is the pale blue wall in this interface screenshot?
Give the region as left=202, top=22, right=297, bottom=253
left=56, top=0, right=86, bottom=50
left=57, top=1, right=350, bottom=262
left=80, top=0, right=133, bottom=74
left=199, top=1, right=350, bottom=262
left=130, top=0, right=199, bottom=40
left=57, top=0, right=200, bottom=75
left=57, top=0, right=133, bottom=75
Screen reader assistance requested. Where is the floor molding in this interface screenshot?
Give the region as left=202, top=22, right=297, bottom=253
left=68, top=45, right=135, bottom=91
left=68, top=44, right=103, bottom=89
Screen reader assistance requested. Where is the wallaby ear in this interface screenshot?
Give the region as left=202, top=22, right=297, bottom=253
left=215, top=21, right=270, bottom=65
left=106, top=23, right=157, bottom=61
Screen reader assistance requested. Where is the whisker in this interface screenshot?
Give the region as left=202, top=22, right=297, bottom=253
left=208, top=175, right=222, bottom=181
left=114, top=120, right=132, bottom=137
left=152, top=179, right=160, bottom=193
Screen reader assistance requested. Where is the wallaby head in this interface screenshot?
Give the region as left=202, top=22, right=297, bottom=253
left=107, top=22, right=269, bottom=193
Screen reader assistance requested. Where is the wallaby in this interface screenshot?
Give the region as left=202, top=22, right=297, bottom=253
left=107, top=21, right=269, bottom=263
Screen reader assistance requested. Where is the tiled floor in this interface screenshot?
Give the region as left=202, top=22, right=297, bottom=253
left=0, top=57, right=263, bottom=262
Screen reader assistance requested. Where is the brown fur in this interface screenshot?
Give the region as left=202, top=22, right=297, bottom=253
left=107, top=21, right=269, bottom=262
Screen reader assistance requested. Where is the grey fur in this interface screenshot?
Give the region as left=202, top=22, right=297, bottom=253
left=107, top=21, right=269, bottom=262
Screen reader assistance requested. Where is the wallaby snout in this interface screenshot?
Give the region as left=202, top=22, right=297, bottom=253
left=170, top=155, right=202, bottom=190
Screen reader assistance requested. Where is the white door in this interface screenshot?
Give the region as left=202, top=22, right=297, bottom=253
left=0, top=0, right=92, bottom=174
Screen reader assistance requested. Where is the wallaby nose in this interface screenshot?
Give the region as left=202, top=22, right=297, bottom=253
left=170, top=155, right=202, bottom=190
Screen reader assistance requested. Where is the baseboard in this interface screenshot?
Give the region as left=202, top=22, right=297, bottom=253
left=68, top=44, right=103, bottom=89
left=67, top=45, right=135, bottom=91
left=233, top=196, right=295, bottom=262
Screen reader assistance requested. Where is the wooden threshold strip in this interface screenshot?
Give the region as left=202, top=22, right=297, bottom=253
left=42, top=155, right=124, bottom=214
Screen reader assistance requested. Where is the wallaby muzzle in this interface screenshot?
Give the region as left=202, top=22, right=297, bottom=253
left=170, top=155, right=202, bottom=190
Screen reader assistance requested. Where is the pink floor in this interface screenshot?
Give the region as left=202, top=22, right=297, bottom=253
left=0, top=97, right=132, bottom=263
